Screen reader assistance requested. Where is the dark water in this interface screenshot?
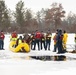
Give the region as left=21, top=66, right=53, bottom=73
left=30, top=55, right=76, bottom=61
left=30, top=55, right=66, bottom=61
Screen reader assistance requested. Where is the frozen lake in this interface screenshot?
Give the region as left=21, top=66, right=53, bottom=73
left=0, top=33, right=76, bottom=75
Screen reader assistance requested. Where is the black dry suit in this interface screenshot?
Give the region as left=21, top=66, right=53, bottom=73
left=56, top=30, right=63, bottom=53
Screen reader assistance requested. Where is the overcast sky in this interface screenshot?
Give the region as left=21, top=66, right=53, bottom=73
left=5, top=0, right=76, bottom=15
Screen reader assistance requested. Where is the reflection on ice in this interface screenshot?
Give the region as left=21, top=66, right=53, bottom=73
left=31, top=55, right=66, bottom=61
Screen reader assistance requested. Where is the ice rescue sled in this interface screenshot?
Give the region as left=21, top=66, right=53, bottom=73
left=9, top=41, right=30, bottom=52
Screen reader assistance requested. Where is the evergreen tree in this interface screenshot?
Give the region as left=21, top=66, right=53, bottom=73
left=15, top=0, right=25, bottom=33
left=0, top=0, right=10, bottom=31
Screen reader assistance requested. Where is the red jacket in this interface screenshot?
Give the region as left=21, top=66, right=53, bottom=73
left=35, top=32, right=41, bottom=39
left=0, top=32, right=5, bottom=40
left=12, top=32, right=17, bottom=38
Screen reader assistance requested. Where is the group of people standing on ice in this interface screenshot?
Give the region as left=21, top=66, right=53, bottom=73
left=30, top=29, right=68, bottom=54
left=30, top=30, right=52, bottom=50
left=9, top=29, right=76, bottom=53
left=53, top=29, right=68, bottom=53
left=10, top=30, right=52, bottom=51
left=0, top=29, right=76, bottom=53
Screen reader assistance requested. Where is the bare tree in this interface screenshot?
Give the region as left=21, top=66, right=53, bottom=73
left=45, top=3, right=65, bottom=30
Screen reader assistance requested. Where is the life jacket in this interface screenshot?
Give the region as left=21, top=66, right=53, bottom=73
left=46, top=33, right=52, bottom=41
left=10, top=32, right=17, bottom=41
left=16, top=38, right=23, bottom=46
left=59, top=35, right=63, bottom=41
left=31, top=34, right=35, bottom=41
left=53, top=34, right=57, bottom=45
left=56, top=33, right=63, bottom=43
left=35, top=32, right=41, bottom=39
left=18, top=40, right=22, bottom=44
left=63, top=33, right=68, bottom=43
left=12, top=32, right=17, bottom=38
left=0, top=32, right=5, bottom=40
left=41, top=33, right=45, bottom=41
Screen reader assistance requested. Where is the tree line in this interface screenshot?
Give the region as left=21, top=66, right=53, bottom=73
left=0, top=0, right=76, bottom=33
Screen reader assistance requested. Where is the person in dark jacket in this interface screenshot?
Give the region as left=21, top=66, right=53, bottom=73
left=45, top=30, right=52, bottom=50
left=0, top=30, right=5, bottom=50
left=33, top=30, right=41, bottom=50
left=15, top=36, right=26, bottom=52
left=30, top=32, right=35, bottom=50
left=40, top=31, right=46, bottom=50
left=16, top=36, right=23, bottom=47
left=23, top=34, right=31, bottom=45
left=56, top=29, right=63, bottom=53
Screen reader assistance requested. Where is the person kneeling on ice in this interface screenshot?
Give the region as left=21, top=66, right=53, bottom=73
left=23, top=34, right=31, bottom=45
left=15, top=36, right=25, bottom=52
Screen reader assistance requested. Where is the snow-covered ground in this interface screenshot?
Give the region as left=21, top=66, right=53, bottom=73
left=0, top=33, right=76, bottom=75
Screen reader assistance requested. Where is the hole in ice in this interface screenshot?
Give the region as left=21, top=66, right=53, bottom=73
left=30, top=55, right=66, bottom=61
left=30, top=55, right=76, bottom=61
